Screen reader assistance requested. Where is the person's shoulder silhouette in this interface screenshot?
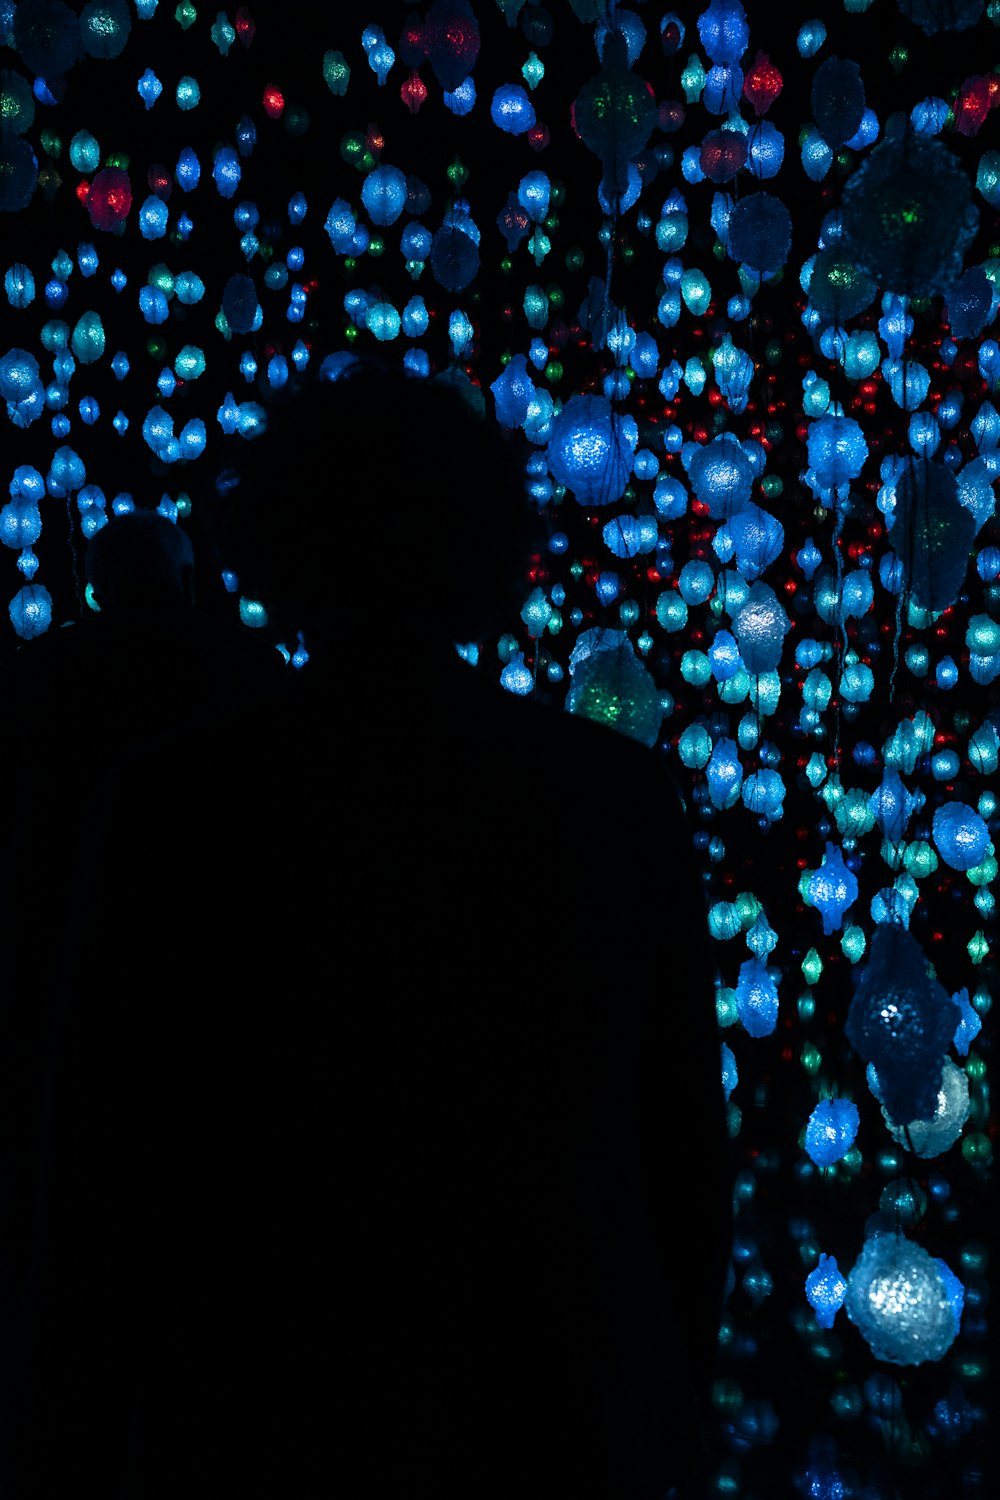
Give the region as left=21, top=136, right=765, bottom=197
left=16, top=358, right=732, bottom=1500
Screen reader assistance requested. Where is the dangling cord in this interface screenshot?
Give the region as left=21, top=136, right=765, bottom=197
left=831, top=498, right=847, bottom=774
left=67, top=495, right=87, bottom=619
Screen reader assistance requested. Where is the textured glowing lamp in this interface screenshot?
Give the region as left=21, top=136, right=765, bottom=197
left=804, top=1100, right=860, bottom=1168
left=545, top=394, right=636, bottom=508
left=806, top=1256, right=847, bottom=1329
left=846, top=1234, right=960, bottom=1365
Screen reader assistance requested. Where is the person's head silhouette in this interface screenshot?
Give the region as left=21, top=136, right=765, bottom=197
left=84, top=511, right=195, bottom=617
left=209, top=356, right=538, bottom=661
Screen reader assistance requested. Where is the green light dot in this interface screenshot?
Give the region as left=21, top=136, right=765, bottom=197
left=962, top=1132, right=993, bottom=1165
left=544, top=360, right=562, bottom=383
left=368, top=235, right=384, bottom=257
left=801, top=948, right=823, bottom=984
left=801, top=1043, right=822, bottom=1074
left=968, top=931, right=990, bottom=964
left=175, top=1, right=197, bottom=28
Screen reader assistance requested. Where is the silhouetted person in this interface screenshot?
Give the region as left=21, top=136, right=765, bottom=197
left=12, top=363, right=732, bottom=1499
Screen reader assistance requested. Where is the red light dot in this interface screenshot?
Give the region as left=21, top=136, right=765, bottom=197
left=263, top=85, right=285, bottom=119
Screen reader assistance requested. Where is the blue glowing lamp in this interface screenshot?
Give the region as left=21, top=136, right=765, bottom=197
left=45, top=446, right=85, bottom=498
left=517, top=170, right=551, bottom=223
left=746, top=120, right=784, bottom=178
left=9, top=583, right=52, bottom=639
left=4, top=264, right=34, bottom=308
left=491, top=348, right=536, bottom=426
left=807, top=414, right=867, bottom=488
left=139, top=196, right=168, bottom=239
left=491, top=82, right=535, bottom=134
left=731, top=582, right=788, bottom=673
left=947, top=266, right=994, bottom=339
left=0, top=348, right=40, bottom=404
left=846, top=1233, right=959, bottom=1365
left=361, top=164, right=407, bottom=227
left=845, top=924, right=956, bottom=1126
left=869, top=769, right=920, bottom=842
left=721, top=1043, right=737, bottom=1101
left=741, top=769, right=785, bottom=823
left=807, top=843, right=858, bottom=936
left=0, top=497, right=41, bottom=549
left=546, top=394, right=636, bottom=508
left=735, top=958, right=779, bottom=1037
left=951, top=989, right=982, bottom=1056
left=728, top=504, right=783, bottom=581
left=706, top=736, right=743, bottom=810
left=932, top=801, right=990, bottom=871
left=443, top=77, right=476, bottom=115
left=804, top=1100, right=860, bottom=1168
left=602, top=514, right=657, bottom=559
left=805, top=1254, right=848, bottom=1328
left=697, top=0, right=749, bottom=63
left=684, top=433, right=754, bottom=518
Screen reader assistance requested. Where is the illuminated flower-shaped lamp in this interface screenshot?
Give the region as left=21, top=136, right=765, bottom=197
left=9, top=583, right=53, bottom=639
left=546, top=394, right=636, bottom=508
left=932, top=801, right=990, bottom=872
left=684, top=433, right=754, bottom=519
left=804, top=1099, right=860, bottom=1168
left=731, top=582, right=789, bottom=674
left=735, top=957, right=778, bottom=1038
left=805, top=1254, right=848, bottom=1328
left=845, top=1233, right=961, bottom=1365
left=807, top=843, right=859, bottom=937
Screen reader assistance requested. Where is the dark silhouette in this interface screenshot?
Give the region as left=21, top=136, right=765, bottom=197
left=10, top=364, right=732, bottom=1499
